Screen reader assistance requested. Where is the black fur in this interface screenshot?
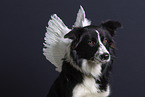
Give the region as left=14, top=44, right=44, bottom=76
left=47, top=20, right=121, bottom=97
left=65, top=27, right=99, bottom=60
left=47, top=61, right=84, bottom=97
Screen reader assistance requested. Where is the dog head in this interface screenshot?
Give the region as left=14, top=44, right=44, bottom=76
left=65, top=20, right=121, bottom=64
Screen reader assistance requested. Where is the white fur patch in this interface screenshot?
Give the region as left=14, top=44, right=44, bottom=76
left=81, top=59, right=102, bottom=78
left=72, top=76, right=98, bottom=97
left=95, top=30, right=110, bottom=63
left=72, top=76, right=110, bottom=97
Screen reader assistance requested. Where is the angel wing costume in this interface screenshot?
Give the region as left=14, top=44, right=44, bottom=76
left=43, top=6, right=91, bottom=72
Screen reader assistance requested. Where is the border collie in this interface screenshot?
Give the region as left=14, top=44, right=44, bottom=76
left=43, top=6, right=121, bottom=97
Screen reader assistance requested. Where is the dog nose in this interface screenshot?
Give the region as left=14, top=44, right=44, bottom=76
left=100, top=53, right=109, bottom=60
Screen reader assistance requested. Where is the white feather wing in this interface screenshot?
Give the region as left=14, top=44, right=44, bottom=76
left=43, top=6, right=91, bottom=72
left=73, top=6, right=91, bottom=27
left=43, top=14, right=71, bottom=72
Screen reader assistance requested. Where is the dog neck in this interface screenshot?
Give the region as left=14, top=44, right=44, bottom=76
left=63, top=59, right=102, bottom=82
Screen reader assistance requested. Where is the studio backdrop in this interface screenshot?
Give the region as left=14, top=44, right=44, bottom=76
left=1, top=0, right=145, bottom=97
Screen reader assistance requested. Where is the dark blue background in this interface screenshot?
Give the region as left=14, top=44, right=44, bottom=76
left=1, top=0, right=145, bottom=97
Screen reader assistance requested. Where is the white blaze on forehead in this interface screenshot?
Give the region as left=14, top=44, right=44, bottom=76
left=95, top=30, right=110, bottom=55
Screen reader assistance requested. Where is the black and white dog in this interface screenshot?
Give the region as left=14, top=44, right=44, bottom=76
left=44, top=6, right=121, bottom=97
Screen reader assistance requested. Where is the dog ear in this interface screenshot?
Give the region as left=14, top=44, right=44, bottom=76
left=64, top=27, right=84, bottom=49
left=64, top=27, right=84, bottom=40
left=101, top=20, right=122, bottom=36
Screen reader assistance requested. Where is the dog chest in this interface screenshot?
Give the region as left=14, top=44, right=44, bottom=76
left=72, top=76, right=97, bottom=97
left=72, top=76, right=110, bottom=97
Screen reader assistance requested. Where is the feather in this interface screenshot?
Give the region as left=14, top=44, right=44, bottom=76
left=43, top=14, right=71, bottom=72
left=73, top=5, right=91, bottom=27
left=43, top=6, right=91, bottom=72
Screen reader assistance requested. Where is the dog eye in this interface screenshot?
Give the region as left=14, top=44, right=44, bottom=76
left=88, top=41, right=96, bottom=46
left=103, top=39, right=107, bottom=44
